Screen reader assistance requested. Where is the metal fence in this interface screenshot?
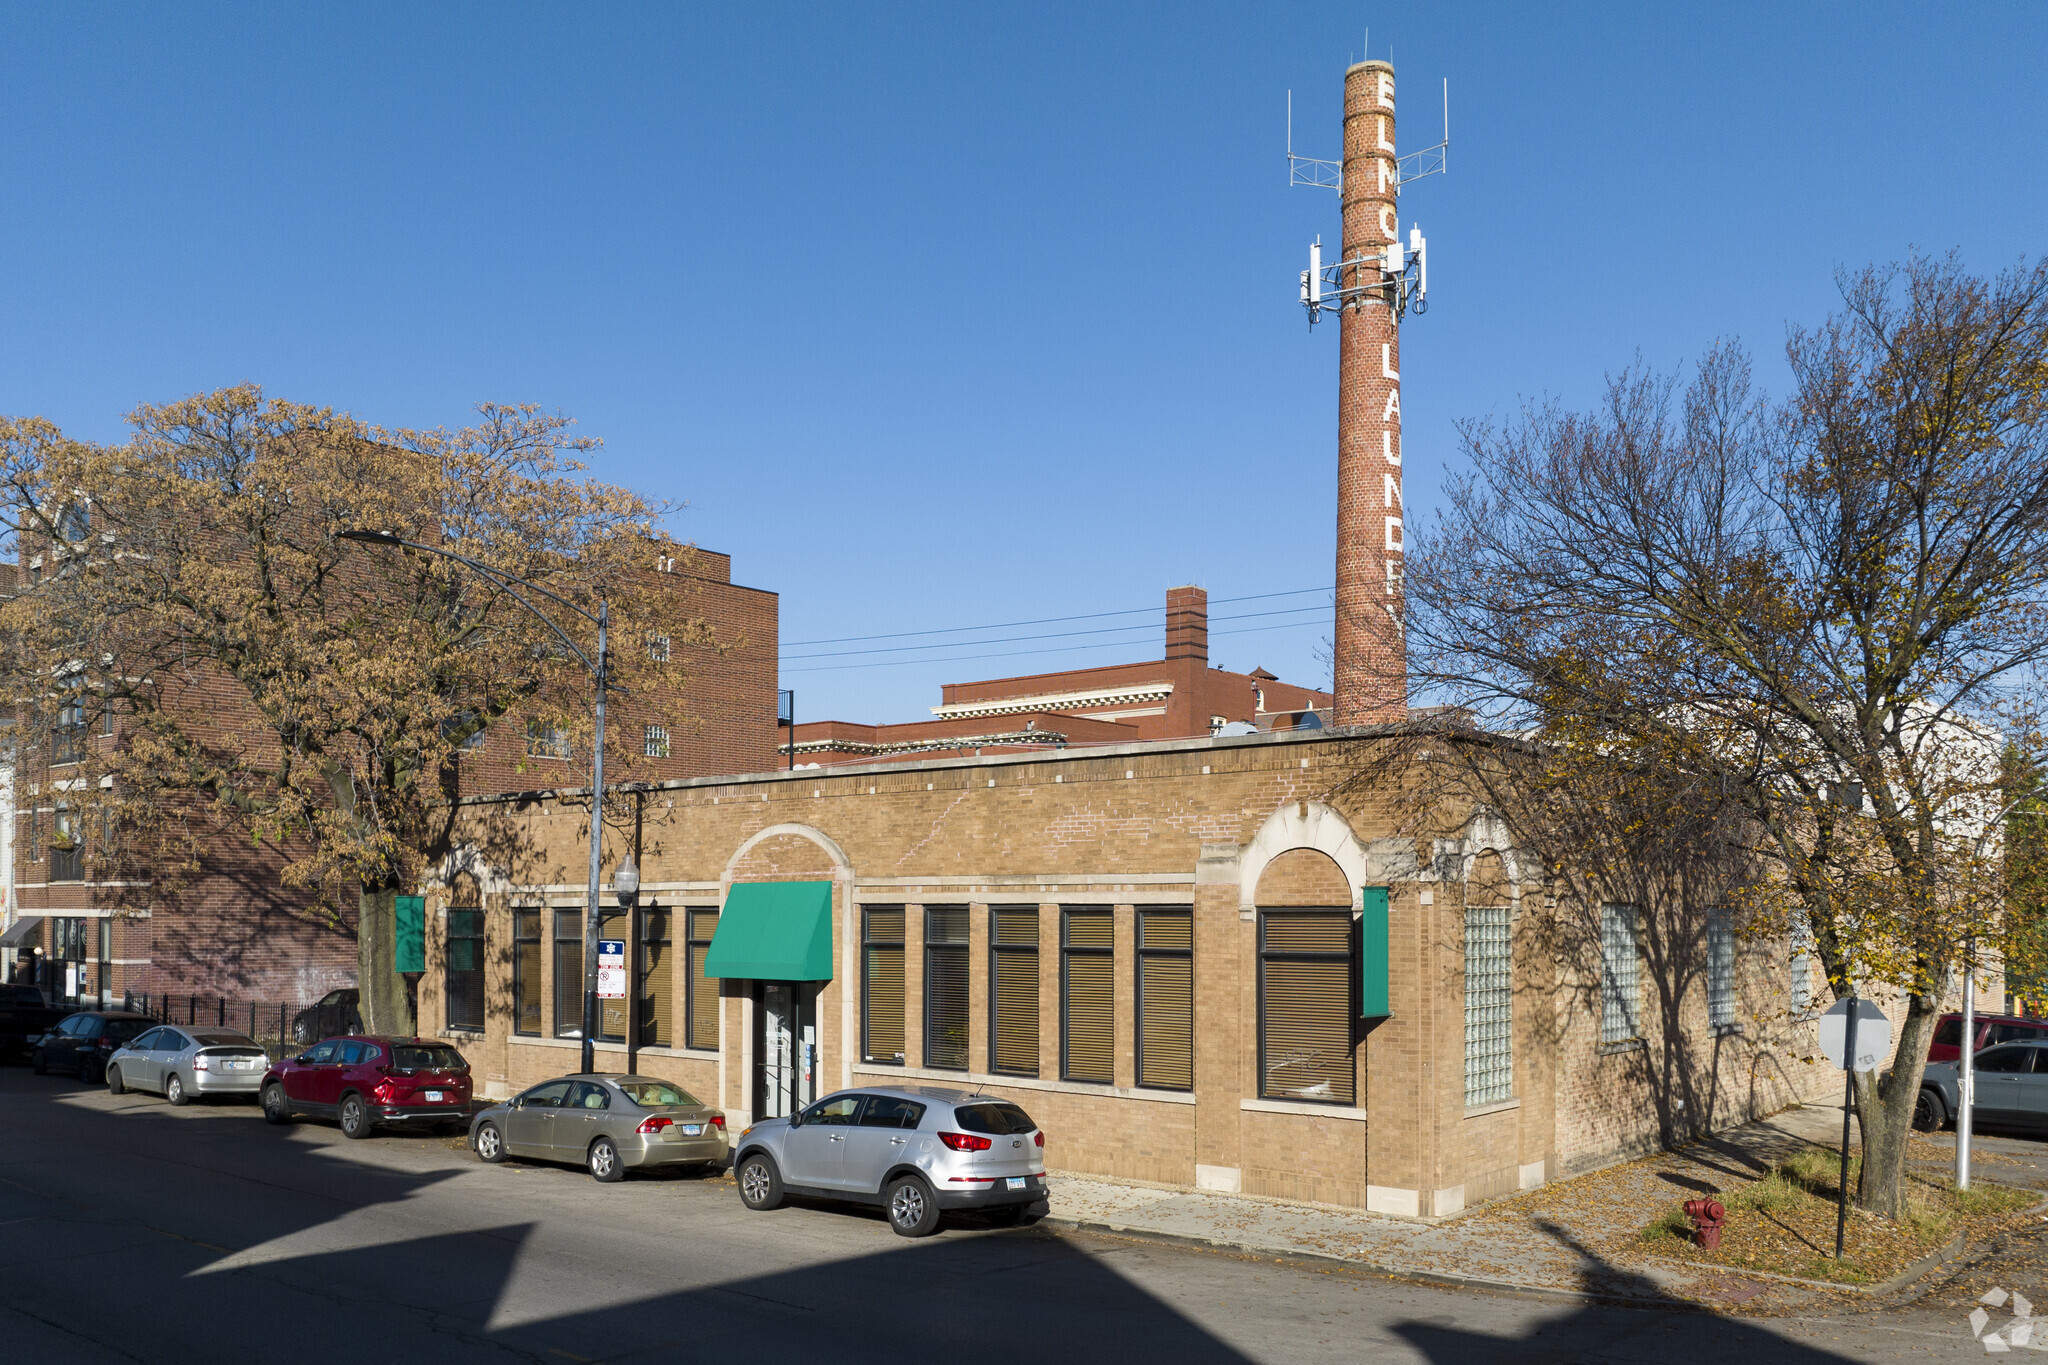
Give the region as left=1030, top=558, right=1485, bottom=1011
left=125, top=993, right=330, bottom=1052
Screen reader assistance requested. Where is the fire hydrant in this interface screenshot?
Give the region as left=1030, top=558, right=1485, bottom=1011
left=1683, top=1198, right=1727, bottom=1250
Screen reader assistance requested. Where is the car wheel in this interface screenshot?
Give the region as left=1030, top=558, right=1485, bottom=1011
left=737, top=1153, right=784, bottom=1210
left=588, top=1136, right=625, bottom=1183
left=473, top=1121, right=507, bottom=1164
left=262, top=1083, right=292, bottom=1125
left=886, top=1174, right=941, bottom=1238
left=106, top=1064, right=126, bottom=1096
left=165, top=1073, right=189, bottom=1106
left=81, top=1056, right=103, bottom=1086
left=338, top=1093, right=373, bottom=1139
left=1913, top=1088, right=1947, bottom=1133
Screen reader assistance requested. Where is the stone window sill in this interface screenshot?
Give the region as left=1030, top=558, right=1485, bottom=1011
left=1462, top=1096, right=1520, bottom=1119
left=1240, top=1097, right=1367, bottom=1123
left=1598, top=1039, right=1646, bottom=1056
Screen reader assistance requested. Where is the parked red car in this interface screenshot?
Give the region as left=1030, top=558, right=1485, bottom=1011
left=260, top=1035, right=473, bottom=1139
left=1927, top=1012, right=2048, bottom=1064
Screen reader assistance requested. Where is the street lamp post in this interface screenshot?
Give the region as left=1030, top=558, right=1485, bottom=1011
left=338, top=529, right=618, bottom=1074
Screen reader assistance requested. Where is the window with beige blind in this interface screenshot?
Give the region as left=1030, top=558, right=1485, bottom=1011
left=1258, top=909, right=1356, bottom=1104
left=989, top=906, right=1040, bottom=1077
left=553, top=909, right=583, bottom=1038
left=638, top=907, right=672, bottom=1047
left=1136, top=908, right=1193, bottom=1091
left=685, top=908, right=719, bottom=1051
left=863, top=906, right=906, bottom=1064
left=513, top=908, right=542, bottom=1036
left=924, top=906, right=969, bottom=1071
left=1061, top=906, right=1114, bottom=1083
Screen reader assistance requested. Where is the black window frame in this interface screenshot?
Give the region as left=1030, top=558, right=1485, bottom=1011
left=923, top=904, right=970, bottom=1072
left=1255, top=906, right=1359, bottom=1106
left=512, top=906, right=542, bottom=1037
left=1060, top=905, right=1115, bottom=1085
left=684, top=906, right=719, bottom=1052
left=1135, top=906, right=1194, bottom=1092
left=553, top=908, right=584, bottom=1039
left=444, top=905, right=485, bottom=1032
left=862, top=904, right=906, bottom=1065
left=988, top=905, right=1040, bottom=1078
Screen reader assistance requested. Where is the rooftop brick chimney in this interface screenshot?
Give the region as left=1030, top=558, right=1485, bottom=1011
left=1166, top=585, right=1208, bottom=664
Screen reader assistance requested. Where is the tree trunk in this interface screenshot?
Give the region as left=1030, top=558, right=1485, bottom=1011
left=1855, top=996, right=1940, bottom=1218
left=356, top=884, right=415, bottom=1036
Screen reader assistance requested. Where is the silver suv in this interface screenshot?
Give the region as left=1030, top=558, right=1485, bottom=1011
left=733, top=1085, right=1047, bottom=1237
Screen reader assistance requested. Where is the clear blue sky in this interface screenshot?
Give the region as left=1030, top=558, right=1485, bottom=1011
left=3, top=4, right=2043, bottom=723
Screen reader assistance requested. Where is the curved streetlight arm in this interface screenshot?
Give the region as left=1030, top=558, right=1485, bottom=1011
left=338, top=529, right=609, bottom=682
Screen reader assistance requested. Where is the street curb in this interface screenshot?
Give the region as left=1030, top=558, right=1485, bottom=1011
left=1040, top=1215, right=1636, bottom=1304
left=1639, top=1233, right=1964, bottom=1298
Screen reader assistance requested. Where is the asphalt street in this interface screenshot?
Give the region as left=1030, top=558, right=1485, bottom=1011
left=0, top=1066, right=2007, bottom=1363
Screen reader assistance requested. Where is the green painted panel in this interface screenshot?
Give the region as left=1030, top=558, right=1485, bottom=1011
left=395, top=894, right=426, bottom=974
left=704, top=880, right=835, bottom=981
left=1360, top=886, right=1390, bottom=1018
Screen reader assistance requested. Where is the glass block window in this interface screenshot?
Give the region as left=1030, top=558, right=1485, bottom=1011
left=1464, top=904, right=1512, bottom=1105
left=1707, top=909, right=1737, bottom=1029
left=647, top=633, right=671, bottom=662
left=1600, top=904, right=1642, bottom=1045
left=644, top=724, right=670, bottom=759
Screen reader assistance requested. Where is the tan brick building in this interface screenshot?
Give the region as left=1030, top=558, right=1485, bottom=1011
left=425, top=725, right=1837, bottom=1217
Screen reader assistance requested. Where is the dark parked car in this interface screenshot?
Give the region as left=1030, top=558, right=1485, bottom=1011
left=290, top=989, right=362, bottom=1044
left=1919, top=1040, right=2048, bottom=1133
left=261, top=1036, right=473, bottom=1138
left=1927, top=1012, right=2048, bottom=1064
left=0, top=983, right=69, bottom=1063
left=32, top=1011, right=152, bottom=1083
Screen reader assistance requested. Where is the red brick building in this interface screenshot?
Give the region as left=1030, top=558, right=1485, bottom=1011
left=5, top=544, right=780, bottom=1010
left=786, top=587, right=1333, bottom=766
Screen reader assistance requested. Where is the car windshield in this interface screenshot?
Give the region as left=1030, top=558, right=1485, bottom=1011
left=390, top=1043, right=466, bottom=1072
left=617, top=1080, right=699, bottom=1108
left=951, top=1101, right=1038, bottom=1135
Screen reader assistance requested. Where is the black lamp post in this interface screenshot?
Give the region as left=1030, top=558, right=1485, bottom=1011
left=337, top=528, right=616, bottom=1073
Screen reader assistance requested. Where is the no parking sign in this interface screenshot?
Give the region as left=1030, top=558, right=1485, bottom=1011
left=597, top=939, right=628, bottom=999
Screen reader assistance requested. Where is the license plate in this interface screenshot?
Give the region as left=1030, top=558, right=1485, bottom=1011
left=425, top=1090, right=443, bottom=1102
left=682, top=1124, right=702, bottom=1136
left=1006, top=1177, right=1026, bottom=1191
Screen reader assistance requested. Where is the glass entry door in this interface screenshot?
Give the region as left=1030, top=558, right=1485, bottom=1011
left=756, top=982, right=819, bottom=1119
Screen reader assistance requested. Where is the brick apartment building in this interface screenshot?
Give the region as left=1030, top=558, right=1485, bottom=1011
left=3, top=545, right=779, bottom=1010
left=785, top=586, right=1333, bottom=767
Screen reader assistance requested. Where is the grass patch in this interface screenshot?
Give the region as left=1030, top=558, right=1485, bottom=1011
left=1636, top=1147, right=2037, bottom=1287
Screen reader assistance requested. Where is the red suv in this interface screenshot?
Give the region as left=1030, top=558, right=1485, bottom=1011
left=260, top=1035, right=473, bottom=1139
left=1927, top=1012, right=2048, bottom=1064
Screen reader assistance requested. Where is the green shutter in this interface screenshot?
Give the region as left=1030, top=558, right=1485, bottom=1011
left=396, top=895, right=427, bottom=974
left=1359, top=886, right=1390, bottom=1018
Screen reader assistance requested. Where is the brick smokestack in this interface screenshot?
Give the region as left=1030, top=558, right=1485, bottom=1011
left=1166, top=585, right=1208, bottom=664
left=1334, top=59, right=1407, bottom=724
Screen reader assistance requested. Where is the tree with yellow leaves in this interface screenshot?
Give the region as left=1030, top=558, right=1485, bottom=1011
left=0, top=387, right=704, bottom=1031
left=1398, top=255, right=2048, bottom=1218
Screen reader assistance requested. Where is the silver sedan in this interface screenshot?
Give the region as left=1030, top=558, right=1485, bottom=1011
left=107, top=1025, right=271, bottom=1104
left=468, top=1073, right=727, bottom=1182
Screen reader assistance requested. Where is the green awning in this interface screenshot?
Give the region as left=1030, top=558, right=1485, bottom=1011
left=704, top=880, right=835, bottom=981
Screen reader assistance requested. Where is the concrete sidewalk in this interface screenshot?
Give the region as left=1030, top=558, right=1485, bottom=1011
left=1042, top=1103, right=2044, bottom=1311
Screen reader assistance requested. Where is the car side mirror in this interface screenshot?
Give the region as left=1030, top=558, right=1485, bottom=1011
left=512, top=1096, right=526, bottom=1109
left=788, top=1109, right=802, bottom=1128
